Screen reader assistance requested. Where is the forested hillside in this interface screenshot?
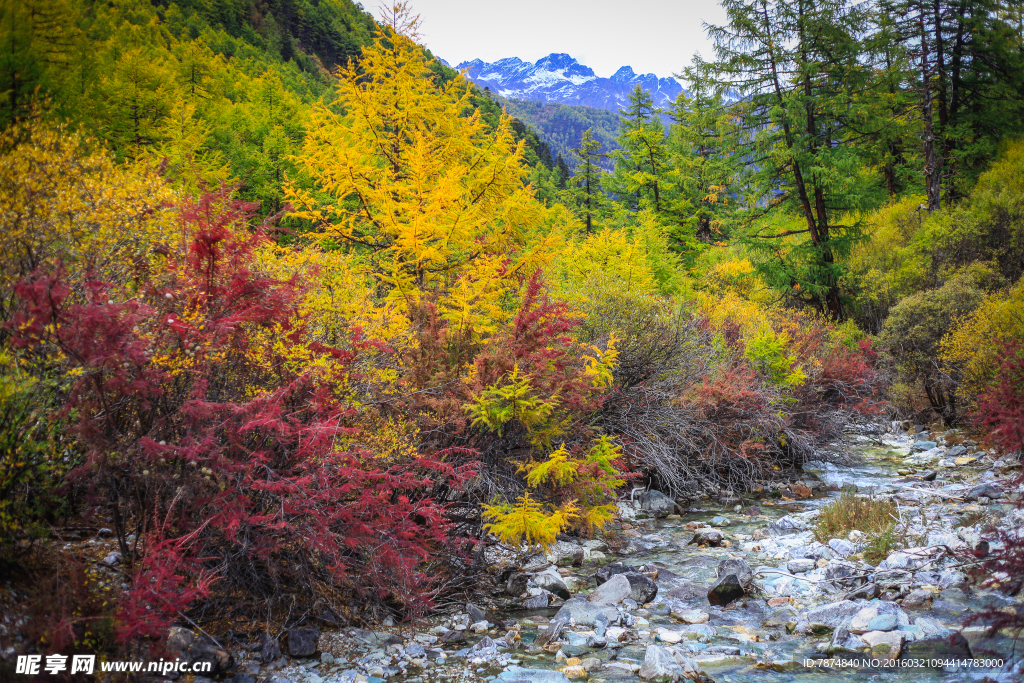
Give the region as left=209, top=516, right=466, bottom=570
left=0, top=0, right=1023, bottom=674
left=0, top=0, right=560, bottom=214
left=498, top=97, right=622, bottom=172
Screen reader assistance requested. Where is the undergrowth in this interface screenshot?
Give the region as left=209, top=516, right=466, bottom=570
left=814, top=489, right=899, bottom=547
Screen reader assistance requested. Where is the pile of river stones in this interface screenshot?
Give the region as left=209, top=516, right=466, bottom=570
left=167, top=421, right=1023, bottom=683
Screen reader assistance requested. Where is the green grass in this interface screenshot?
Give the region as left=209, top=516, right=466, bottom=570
left=862, top=525, right=901, bottom=564
left=814, top=489, right=899, bottom=548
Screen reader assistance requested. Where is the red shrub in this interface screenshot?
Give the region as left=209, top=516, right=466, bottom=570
left=977, top=340, right=1024, bottom=453
left=8, top=190, right=473, bottom=644
left=470, top=272, right=605, bottom=415
left=815, top=339, right=884, bottom=413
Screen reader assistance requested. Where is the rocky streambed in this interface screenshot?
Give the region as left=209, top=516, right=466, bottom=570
left=177, top=423, right=1023, bottom=683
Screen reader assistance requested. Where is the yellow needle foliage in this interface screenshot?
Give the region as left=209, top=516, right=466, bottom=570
left=524, top=444, right=579, bottom=488
left=484, top=437, right=627, bottom=549
left=482, top=493, right=578, bottom=552
left=466, top=365, right=557, bottom=439
left=0, top=116, right=178, bottom=303
left=287, top=4, right=557, bottom=336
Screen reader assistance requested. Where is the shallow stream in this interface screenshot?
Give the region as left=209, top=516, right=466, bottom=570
left=478, top=431, right=1020, bottom=683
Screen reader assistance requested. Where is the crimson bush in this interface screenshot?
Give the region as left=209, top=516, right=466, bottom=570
left=8, top=191, right=472, bottom=643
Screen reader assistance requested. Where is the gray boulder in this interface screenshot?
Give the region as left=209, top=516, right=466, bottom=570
left=166, top=627, right=234, bottom=674
left=716, top=558, right=753, bottom=591
left=825, top=560, right=862, bottom=586
left=862, top=630, right=905, bottom=657
left=639, top=490, right=678, bottom=517
left=166, top=626, right=194, bottom=653
left=440, top=629, right=465, bottom=644
left=828, top=538, right=856, bottom=557
left=258, top=632, right=281, bottom=664
left=623, top=571, right=658, bottom=604
left=966, top=483, right=1003, bottom=501
left=553, top=598, right=619, bottom=626
left=877, top=548, right=938, bottom=572
left=638, top=644, right=683, bottom=681
left=707, top=573, right=744, bottom=607
left=535, top=618, right=566, bottom=647
left=768, top=515, right=805, bottom=535
left=804, top=600, right=863, bottom=628
left=466, top=602, right=487, bottom=623
left=938, top=569, right=967, bottom=590
left=595, top=562, right=639, bottom=585
left=787, top=559, right=816, bottom=574
left=286, top=628, right=319, bottom=657
left=588, top=573, right=631, bottom=604
left=901, top=589, right=934, bottom=609
left=688, top=529, right=724, bottom=546
left=506, top=571, right=529, bottom=596
left=790, top=542, right=830, bottom=561
left=472, top=635, right=497, bottom=653
left=522, top=593, right=550, bottom=609
left=829, top=626, right=867, bottom=653
left=903, top=632, right=972, bottom=660
left=546, top=540, right=585, bottom=567
left=532, top=567, right=571, bottom=599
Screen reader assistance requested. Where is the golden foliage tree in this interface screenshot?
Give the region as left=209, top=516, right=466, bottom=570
left=0, top=116, right=178, bottom=318
left=287, top=3, right=557, bottom=333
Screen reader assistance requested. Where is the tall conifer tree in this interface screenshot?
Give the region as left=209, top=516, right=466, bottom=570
left=568, top=128, right=607, bottom=234
left=706, top=0, right=876, bottom=319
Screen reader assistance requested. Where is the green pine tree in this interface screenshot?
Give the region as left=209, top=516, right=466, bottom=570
left=567, top=128, right=609, bottom=234
left=706, top=0, right=880, bottom=319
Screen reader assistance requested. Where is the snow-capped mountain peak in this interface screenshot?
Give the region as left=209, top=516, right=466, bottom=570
left=454, top=53, right=681, bottom=110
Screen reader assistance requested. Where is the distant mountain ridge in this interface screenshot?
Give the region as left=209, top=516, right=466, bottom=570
left=451, top=53, right=683, bottom=111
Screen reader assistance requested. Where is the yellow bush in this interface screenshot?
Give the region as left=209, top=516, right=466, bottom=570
left=940, top=278, right=1024, bottom=405
left=482, top=492, right=578, bottom=551
left=551, top=226, right=661, bottom=308
left=483, top=437, right=627, bottom=548
left=0, top=117, right=178, bottom=307
left=696, top=290, right=774, bottom=348
left=701, top=257, right=772, bottom=303
left=286, top=11, right=559, bottom=342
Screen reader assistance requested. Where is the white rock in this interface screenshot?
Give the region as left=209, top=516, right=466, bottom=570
left=849, top=607, right=879, bottom=634
left=588, top=573, right=631, bottom=605
left=862, top=630, right=905, bottom=658
left=828, top=538, right=856, bottom=557
left=675, top=609, right=710, bottom=624
left=605, top=626, right=628, bottom=642
left=655, top=628, right=683, bottom=644
left=787, top=559, right=816, bottom=574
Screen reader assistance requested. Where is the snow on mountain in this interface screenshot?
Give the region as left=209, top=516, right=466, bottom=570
left=454, top=53, right=682, bottom=110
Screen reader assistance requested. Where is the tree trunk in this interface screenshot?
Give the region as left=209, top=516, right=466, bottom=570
left=920, top=4, right=943, bottom=212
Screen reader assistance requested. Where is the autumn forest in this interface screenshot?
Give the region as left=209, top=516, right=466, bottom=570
left=0, top=0, right=1023, bottom=673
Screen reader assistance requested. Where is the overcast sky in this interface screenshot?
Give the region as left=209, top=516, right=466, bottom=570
left=396, top=0, right=728, bottom=79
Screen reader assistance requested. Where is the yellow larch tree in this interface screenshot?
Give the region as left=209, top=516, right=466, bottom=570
left=286, top=3, right=558, bottom=338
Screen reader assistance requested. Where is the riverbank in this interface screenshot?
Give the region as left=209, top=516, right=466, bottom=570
left=174, top=421, right=1021, bottom=683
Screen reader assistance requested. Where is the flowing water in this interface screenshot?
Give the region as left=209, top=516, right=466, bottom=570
left=483, top=430, right=1021, bottom=683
